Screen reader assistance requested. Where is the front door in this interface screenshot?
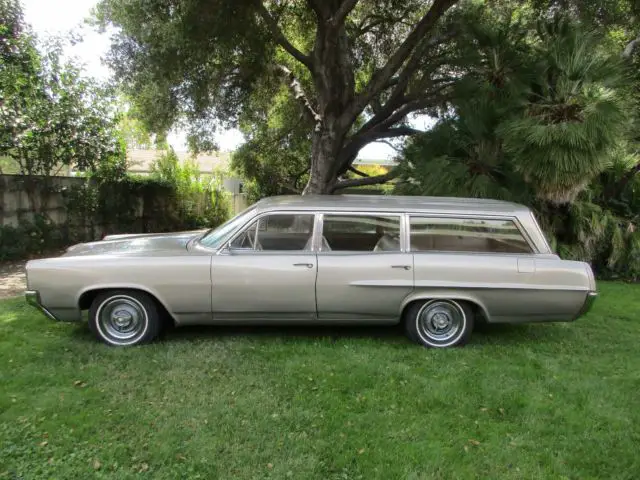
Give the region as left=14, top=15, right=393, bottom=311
left=210, top=212, right=317, bottom=322
left=315, top=213, right=413, bottom=322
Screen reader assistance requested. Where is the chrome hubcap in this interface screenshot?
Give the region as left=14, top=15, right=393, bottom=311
left=98, top=296, right=147, bottom=343
left=432, top=312, right=450, bottom=329
left=417, top=300, right=465, bottom=343
left=113, top=310, right=133, bottom=328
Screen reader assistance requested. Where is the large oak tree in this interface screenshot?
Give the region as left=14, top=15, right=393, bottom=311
left=95, top=0, right=467, bottom=194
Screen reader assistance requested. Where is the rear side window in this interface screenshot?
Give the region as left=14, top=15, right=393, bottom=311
left=321, top=215, right=401, bottom=252
left=410, top=217, right=532, bottom=254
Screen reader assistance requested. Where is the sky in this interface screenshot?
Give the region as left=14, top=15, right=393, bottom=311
left=20, top=0, right=419, bottom=159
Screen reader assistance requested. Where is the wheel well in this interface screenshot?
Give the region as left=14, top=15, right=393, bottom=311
left=401, top=298, right=484, bottom=322
left=78, top=288, right=175, bottom=326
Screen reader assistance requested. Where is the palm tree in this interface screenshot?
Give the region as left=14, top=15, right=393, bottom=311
left=399, top=14, right=639, bottom=278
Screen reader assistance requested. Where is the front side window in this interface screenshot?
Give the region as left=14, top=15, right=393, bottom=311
left=410, top=217, right=532, bottom=254
left=321, top=215, right=401, bottom=252
left=229, top=213, right=314, bottom=251
left=199, top=205, right=257, bottom=249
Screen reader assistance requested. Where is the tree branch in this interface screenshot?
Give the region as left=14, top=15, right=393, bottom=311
left=374, top=88, right=450, bottom=132
left=331, top=0, right=359, bottom=26
left=256, top=1, right=312, bottom=68
left=352, top=7, right=415, bottom=38
left=335, top=125, right=422, bottom=176
left=355, top=17, right=386, bottom=37
left=345, top=0, right=458, bottom=122
left=333, top=169, right=399, bottom=191
left=376, top=139, right=403, bottom=154
left=349, top=125, right=422, bottom=150
left=348, top=165, right=370, bottom=177
left=306, top=0, right=327, bottom=19
left=275, top=64, right=322, bottom=131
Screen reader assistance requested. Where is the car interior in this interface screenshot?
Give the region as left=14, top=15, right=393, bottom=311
left=229, top=213, right=533, bottom=254
left=229, top=214, right=402, bottom=252
left=410, top=233, right=531, bottom=253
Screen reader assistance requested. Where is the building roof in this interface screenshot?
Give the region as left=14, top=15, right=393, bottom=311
left=254, top=195, right=530, bottom=215
left=126, top=149, right=231, bottom=173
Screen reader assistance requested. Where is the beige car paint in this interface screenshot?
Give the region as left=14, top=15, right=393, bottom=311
left=25, top=195, right=596, bottom=326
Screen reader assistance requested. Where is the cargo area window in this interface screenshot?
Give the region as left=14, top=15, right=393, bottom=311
left=410, top=217, right=532, bottom=254
left=229, top=214, right=314, bottom=251
left=320, top=215, right=401, bottom=252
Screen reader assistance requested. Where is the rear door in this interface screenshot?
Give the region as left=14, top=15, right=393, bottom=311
left=315, top=213, right=413, bottom=323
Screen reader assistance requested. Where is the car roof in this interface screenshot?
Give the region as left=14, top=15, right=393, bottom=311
left=254, top=195, right=531, bottom=216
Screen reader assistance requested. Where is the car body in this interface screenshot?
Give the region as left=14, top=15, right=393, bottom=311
left=25, top=195, right=597, bottom=347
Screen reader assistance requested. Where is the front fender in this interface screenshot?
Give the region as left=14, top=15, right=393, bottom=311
left=76, top=283, right=173, bottom=315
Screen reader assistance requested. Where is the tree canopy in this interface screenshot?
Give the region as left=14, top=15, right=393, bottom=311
left=0, top=0, right=125, bottom=176
left=95, top=0, right=474, bottom=193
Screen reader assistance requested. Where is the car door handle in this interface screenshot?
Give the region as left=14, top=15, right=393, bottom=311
left=293, top=263, right=314, bottom=268
left=391, top=265, right=412, bottom=270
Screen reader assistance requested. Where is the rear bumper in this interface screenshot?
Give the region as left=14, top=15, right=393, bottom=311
left=25, top=290, right=60, bottom=321
left=575, top=291, right=597, bottom=319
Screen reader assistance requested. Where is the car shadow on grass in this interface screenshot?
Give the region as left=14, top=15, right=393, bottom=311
left=159, top=321, right=570, bottom=347
left=162, top=323, right=410, bottom=345
left=65, top=319, right=572, bottom=347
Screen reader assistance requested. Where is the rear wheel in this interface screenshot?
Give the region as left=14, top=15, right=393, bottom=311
left=89, top=290, right=161, bottom=346
left=405, top=299, right=474, bottom=348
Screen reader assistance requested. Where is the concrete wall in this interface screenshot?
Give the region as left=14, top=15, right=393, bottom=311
left=0, top=174, right=249, bottom=231
left=0, top=174, right=84, bottom=227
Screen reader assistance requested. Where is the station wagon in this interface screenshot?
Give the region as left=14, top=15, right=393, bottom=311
left=25, top=195, right=597, bottom=348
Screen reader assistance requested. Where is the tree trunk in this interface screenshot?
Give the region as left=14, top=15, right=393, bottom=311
left=302, top=11, right=354, bottom=195
left=303, top=120, right=344, bottom=194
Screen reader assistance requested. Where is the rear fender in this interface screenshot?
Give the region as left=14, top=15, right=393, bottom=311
left=400, top=290, right=491, bottom=321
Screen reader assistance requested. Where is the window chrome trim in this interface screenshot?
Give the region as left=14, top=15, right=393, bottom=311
left=315, top=211, right=406, bottom=255
left=313, top=213, right=324, bottom=252
left=402, top=213, right=410, bottom=253
left=194, top=205, right=259, bottom=253
left=221, top=210, right=319, bottom=255
left=407, top=214, right=538, bottom=255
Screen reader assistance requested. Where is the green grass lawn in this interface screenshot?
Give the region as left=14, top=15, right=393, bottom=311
left=1, top=283, right=639, bottom=479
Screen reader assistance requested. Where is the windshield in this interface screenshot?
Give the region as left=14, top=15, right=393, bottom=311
left=198, top=205, right=257, bottom=249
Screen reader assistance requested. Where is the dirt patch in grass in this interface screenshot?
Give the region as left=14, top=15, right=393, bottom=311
left=0, top=260, right=27, bottom=299
left=0, top=250, right=65, bottom=299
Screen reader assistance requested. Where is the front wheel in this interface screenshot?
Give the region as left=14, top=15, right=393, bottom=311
left=405, top=299, right=474, bottom=348
left=89, top=290, right=161, bottom=346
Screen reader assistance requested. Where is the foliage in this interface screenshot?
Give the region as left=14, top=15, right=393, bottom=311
left=399, top=13, right=639, bottom=279
left=151, top=147, right=230, bottom=229
left=2, top=282, right=640, bottom=477
left=116, top=97, right=154, bottom=150
left=0, top=2, right=124, bottom=176
left=94, top=0, right=470, bottom=193
left=64, top=151, right=230, bottom=242
left=231, top=88, right=311, bottom=201
left=0, top=214, right=65, bottom=261
left=0, top=153, right=230, bottom=262
left=498, top=22, right=627, bottom=203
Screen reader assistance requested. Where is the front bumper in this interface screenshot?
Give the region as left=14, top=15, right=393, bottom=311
left=25, top=290, right=60, bottom=321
